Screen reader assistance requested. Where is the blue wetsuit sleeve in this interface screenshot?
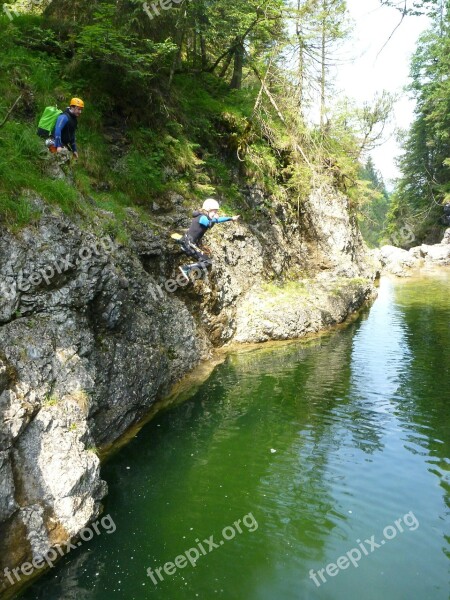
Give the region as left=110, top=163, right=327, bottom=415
left=199, top=215, right=211, bottom=227
left=54, top=114, right=69, bottom=148
left=199, top=215, right=233, bottom=227
left=212, top=217, right=233, bottom=223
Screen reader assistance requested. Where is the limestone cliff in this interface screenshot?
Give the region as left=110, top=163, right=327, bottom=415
left=0, top=183, right=376, bottom=595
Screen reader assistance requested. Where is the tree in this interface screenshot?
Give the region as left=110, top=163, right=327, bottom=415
left=386, top=1, right=450, bottom=241
left=317, top=0, right=349, bottom=127
left=205, top=0, right=286, bottom=89
left=379, top=0, right=441, bottom=17
left=357, top=157, right=391, bottom=247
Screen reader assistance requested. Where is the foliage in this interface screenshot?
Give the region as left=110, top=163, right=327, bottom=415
left=385, top=2, right=450, bottom=241
left=379, top=0, right=442, bottom=17
left=0, top=0, right=401, bottom=238
left=72, top=5, right=176, bottom=110
left=356, top=157, right=390, bottom=247
left=286, top=0, right=352, bottom=122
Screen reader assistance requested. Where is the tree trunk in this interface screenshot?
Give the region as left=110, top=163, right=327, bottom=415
left=200, top=33, right=207, bottom=70
left=169, top=28, right=186, bottom=89
left=320, top=0, right=326, bottom=129
left=296, top=0, right=304, bottom=113
left=230, top=40, right=244, bottom=90
left=219, top=51, right=234, bottom=78
left=193, top=30, right=197, bottom=68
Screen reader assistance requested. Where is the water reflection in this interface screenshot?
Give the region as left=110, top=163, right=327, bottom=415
left=392, top=274, right=450, bottom=536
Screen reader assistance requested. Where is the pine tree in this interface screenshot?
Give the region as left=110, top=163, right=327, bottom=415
left=387, top=1, right=450, bottom=241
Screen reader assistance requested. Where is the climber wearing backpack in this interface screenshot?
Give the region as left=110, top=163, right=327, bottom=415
left=37, top=98, right=84, bottom=158
left=178, top=198, right=240, bottom=282
left=53, top=98, right=84, bottom=159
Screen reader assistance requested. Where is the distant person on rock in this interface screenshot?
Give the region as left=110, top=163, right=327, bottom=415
left=178, top=198, right=240, bottom=281
left=49, top=97, right=84, bottom=159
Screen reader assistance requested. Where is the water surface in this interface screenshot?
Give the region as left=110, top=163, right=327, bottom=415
left=20, top=271, right=450, bottom=600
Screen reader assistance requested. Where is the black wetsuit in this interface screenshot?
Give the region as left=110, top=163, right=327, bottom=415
left=181, top=211, right=232, bottom=272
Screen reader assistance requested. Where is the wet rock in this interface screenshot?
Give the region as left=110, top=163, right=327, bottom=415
left=379, top=245, right=420, bottom=276
left=233, top=276, right=374, bottom=343
left=419, top=241, right=450, bottom=265
left=0, top=451, right=17, bottom=522
left=378, top=228, right=450, bottom=276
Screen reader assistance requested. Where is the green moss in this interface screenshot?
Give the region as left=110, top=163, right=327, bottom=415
left=261, top=280, right=308, bottom=298
left=329, top=277, right=369, bottom=297
left=43, top=394, right=59, bottom=407
left=166, top=346, right=178, bottom=360
left=0, top=192, right=41, bottom=230
left=254, top=281, right=310, bottom=308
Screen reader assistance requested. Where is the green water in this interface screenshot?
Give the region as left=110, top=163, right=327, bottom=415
left=20, top=272, right=450, bottom=600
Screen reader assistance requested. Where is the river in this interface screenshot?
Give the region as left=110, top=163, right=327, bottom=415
left=19, top=271, right=450, bottom=600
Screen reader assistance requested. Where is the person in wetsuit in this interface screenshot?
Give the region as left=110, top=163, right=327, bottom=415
left=179, top=198, right=240, bottom=281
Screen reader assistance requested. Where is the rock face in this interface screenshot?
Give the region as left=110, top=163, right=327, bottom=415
left=233, top=276, right=374, bottom=343
left=379, top=228, right=450, bottom=276
left=0, top=184, right=375, bottom=593
left=378, top=245, right=419, bottom=277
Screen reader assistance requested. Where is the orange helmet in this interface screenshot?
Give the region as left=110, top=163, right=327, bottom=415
left=70, top=97, right=85, bottom=108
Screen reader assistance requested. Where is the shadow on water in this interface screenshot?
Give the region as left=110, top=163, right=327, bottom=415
left=16, top=272, right=450, bottom=600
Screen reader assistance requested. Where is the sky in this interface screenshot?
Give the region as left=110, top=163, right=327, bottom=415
left=335, top=0, right=430, bottom=185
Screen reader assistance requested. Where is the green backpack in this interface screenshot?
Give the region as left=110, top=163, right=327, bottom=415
left=37, top=106, right=63, bottom=138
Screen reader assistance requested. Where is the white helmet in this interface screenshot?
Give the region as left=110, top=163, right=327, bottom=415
left=202, top=198, right=220, bottom=211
